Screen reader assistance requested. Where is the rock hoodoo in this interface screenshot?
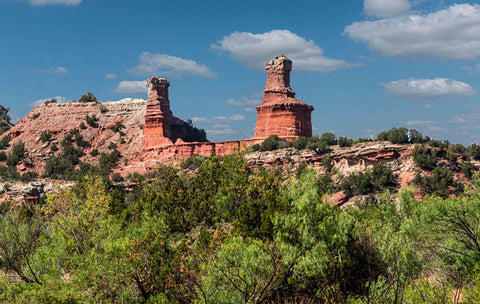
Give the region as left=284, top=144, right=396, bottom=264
left=143, top=77, right=208, bottom=151
left=253, top=55, right=314, bottom=139
left=144, top=77, right=174, bottom=148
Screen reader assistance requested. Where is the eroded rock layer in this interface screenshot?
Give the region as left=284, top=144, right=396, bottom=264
left=253, top=55, right=314, bottom=139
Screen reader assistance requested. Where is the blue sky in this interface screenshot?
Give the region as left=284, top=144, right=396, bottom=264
left=1, top=0, right=480, bottom=144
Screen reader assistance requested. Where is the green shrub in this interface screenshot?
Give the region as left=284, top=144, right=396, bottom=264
left=108, top=142, right=117, bottom=150
left=74, top=132, right=87, bottom=148
left=181, top=155, right=207, bottom=170
left=429, top=139, right=449, bottom=150
left=320, top=132, right=337, bottom=145
left=79, top=92, right=97, bottom=102
left=0, top=136, right=10, bottom=150
left=413, top=145, right=437, bottom=171
left=50, top=143, right=58, bottom=152
left=462, top=161, right=475, bottom=179
left=40, top=130, right=52, bottom=143
left=79, top=122, right=87, bottom=130
left=341, top=171, right=374, bottom=196
left=414, top=167, right=461, bottom=198
left=468, top=144, right=480, bottom=160
left=293, top=137, right=308, bottom=150
left=295, top=161, right=307, bottom=179
left=260, top=135, right=281, bottom=151
left=337, top=136, right=353, bottom=147
left=110, top=122, right=125, bottom=133
left=21, top=171, right=38, bottom=182
left=85, top=114, right=99, bottom=128
left=99, top=149, right=121, bottom=171
left=371, top=164, right=395, bottom=189
left=6, top=141, right=25, bottom=167
left=0, top=152, right=6, bottom=162
left=90, top=149, right=99, bottom=157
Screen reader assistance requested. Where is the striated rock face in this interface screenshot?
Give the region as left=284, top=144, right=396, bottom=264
left=144, top=77, right=174, bottom=148
left=253, top=55, right=314, bottom=139
left=6, top=98, right=146, bottom=174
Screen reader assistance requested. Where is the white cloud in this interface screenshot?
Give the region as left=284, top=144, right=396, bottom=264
left=29, top=0, right=81, bottom=5
left=406, top=120, right=434, bottom=126
left=345, top=4, right=480, bottom=60
left=226, top=96, right=261, bottom=107
left=31, top=66, right=69, bottom=74
left=105, top=73, right=117, bottom=80
left=115, top=80, right=146, bottom=94
left=30, top=96, right=70, bottom=108
left=192, top=114, right=246, bottom=124
left=128, top=52, right=217, bottom=78
left=364, top=0, right=410, bottom=18
left=382, top=78, right=476, bottom=100
left=422, top=103, right=432, bottom=109
left=427, top=126, right=446, bottom=132
left=206, top=124, right=236, bottom=136
left=212, top=29, right=354, bottom=71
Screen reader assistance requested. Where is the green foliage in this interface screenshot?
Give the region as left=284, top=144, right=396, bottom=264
left=40, top=130, right=53, bottom=143
left=85, top=114, right=99, bottom=128
left=79, top=121, right=87, bottom=130
left=79, top=92, right=97, bottom=102
left=50, top=143, right=58, bottom=152
left=110, top=121, right=124, bottom=133
left=414, top=167, right=462, bottom=198
left=0, top=151, right=6, bottom=161
left=338, top=136, right=353, bottom=147
left=6, top=141, right=25, bottom=167
left=181, top=155, right=207, bottom=170
left=462, top=161, right=475, bottom=179
left=0, top=135, right=11, bottom=150
left=320, top=132, right=337, bottom=145
left=377, top=127, right=428, bottom=144
left=0, top=105, right=12, bottom=136
left=259, top=135, right=292, bottom=151
left=99, top=149, right=121, bottom=172
left=341, top=164, right=395, bottom=197
left=90, top=148, right=99, bottom=157
left=413, top=145, right=438, bottom=170
left=292, top=136, right=308, bottom=150
left=468, top=143, right=480, bottom=160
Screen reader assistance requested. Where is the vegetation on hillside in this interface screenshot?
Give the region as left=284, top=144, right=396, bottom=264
left=1, top=153, right=480, bottom=302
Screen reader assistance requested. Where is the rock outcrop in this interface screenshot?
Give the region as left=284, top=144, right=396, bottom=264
left=253, top=55, right=314, bottom=139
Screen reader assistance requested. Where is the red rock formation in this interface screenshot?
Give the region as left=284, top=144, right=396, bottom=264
left=253, top=55, right=314, bottom=139
left=143, top=77, right=174, bottom=149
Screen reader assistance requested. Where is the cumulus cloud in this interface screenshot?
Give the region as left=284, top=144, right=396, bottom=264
left=422, top=104, right=432, bottom=109
left=128, top=52, right=217, bottom=78
left=105, top=73, right=117, bottom=80
left=226, top=97, right=262, bottom=107
left=29, top=0, right=81, bottom=6
left=345, top=4, right=480, bottom=60
left=206, top=124, right=236, bottom=136
left=212, top=29, right=354, bottom=71
left=31, top=66, right=69, bottom=74
left=364, top=0, right=410, bottom=18
left=192, top=115, right=246, bottom=124
left=382, top=78, right=476, bottom=100
left=115, top=80, right=146, bottom=94
left=30, top=96, right=70, bottom=108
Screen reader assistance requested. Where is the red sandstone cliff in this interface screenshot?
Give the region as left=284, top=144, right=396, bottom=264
left=253, top=55, right=314, bottom=139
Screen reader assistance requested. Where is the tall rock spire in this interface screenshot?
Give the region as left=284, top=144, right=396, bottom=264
left=253, top=55, right=314, bottom=139
left=143, top=77, right=173, bottom=149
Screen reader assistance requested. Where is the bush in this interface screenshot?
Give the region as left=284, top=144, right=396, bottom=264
left=99, top=149, right=121, bottom=171
left=341, top=171, right=374, bottom=196
left=413, top=145, right=437, bottom=171
left=110, top=122, right=125, bottom=133
left=371, top=164, right=395, bottom=189
left=40, top=130, right=53, bottom=143
left=181, top=155, right=207, bottom=170
left=79, top=122, right=87, bottom=130
left=0, top=152, right=6, bottom=162
left=85, top=114, right=99, bottom=128
left=90, top=149, right=99, bottom=157
left=0, top=136, right=10, bottom=150
left=414, top=167, right=461, bottom=198
left=6, top=141, right=25, bottom=167
left=293, top=137, right=308, bottom=150
left=21, top=171, right=38, bottom=182
left=74, top=133, right=87, bottom=148
left=462, top=161, right=475, bottom=179
left=429, top=139, right=449, bottom=150
left=338, top=136, right=353, bottom=147
left=320, top=132, right=337, bottom=145
left=79, top=92, right=97, bottom=103
left=50, top=143, right=58, bottom=152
